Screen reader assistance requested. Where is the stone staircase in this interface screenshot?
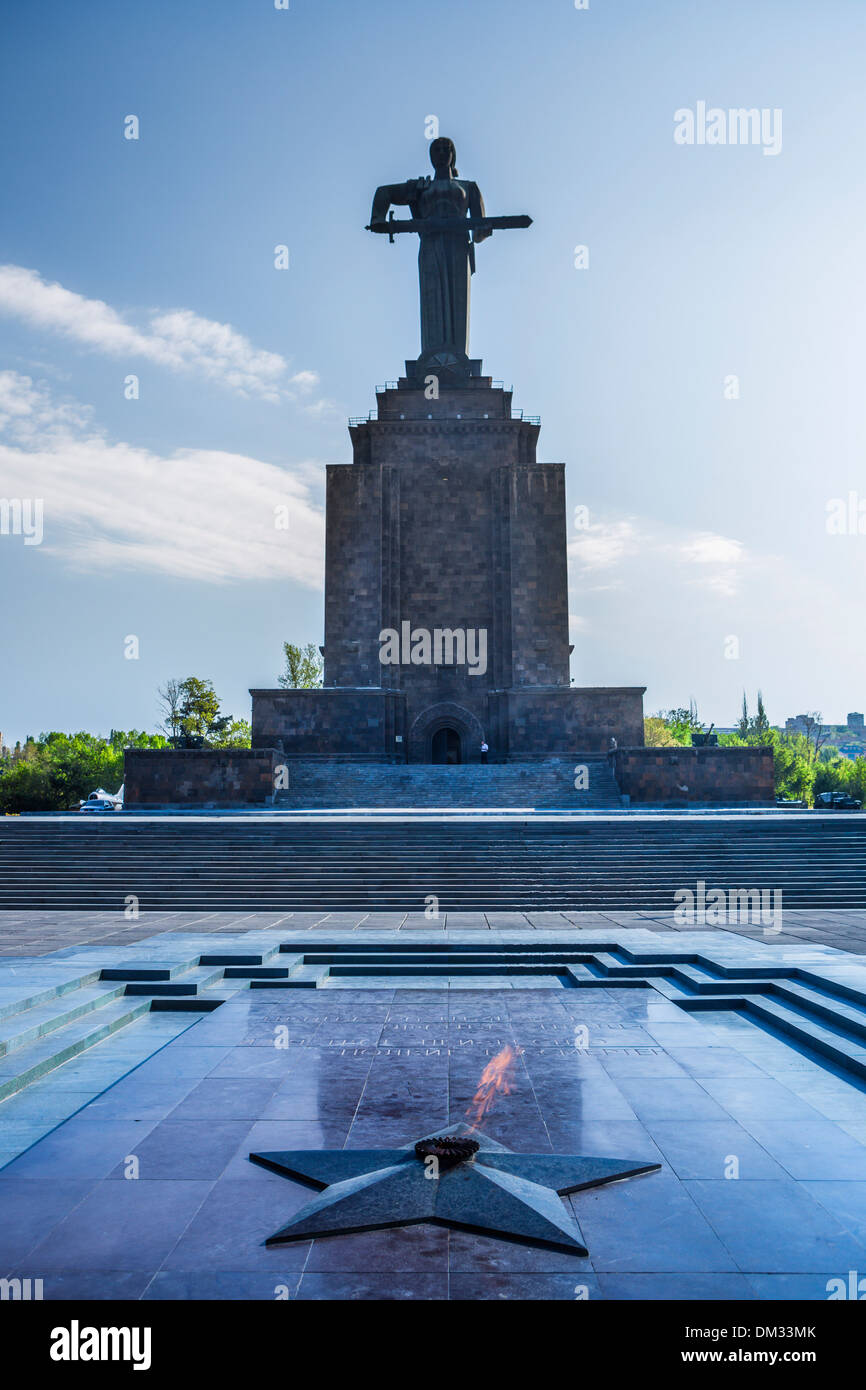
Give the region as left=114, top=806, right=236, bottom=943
left=273, top=757, right=621, bottom=809
left=1, top=814, right=865, bottom=910
left=0, top=946, right=309, bottom=1104
left=0, top=940, right=313, bottom=1167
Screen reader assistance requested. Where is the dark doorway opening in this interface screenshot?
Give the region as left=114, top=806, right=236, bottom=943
left=431, top=727, right=462, bottom=764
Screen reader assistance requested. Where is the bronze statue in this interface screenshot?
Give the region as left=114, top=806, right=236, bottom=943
left=367, top=137, right=531, bottom=370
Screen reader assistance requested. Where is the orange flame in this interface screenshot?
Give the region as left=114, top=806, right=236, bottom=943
left=465, top=1044, right=523, bottom=1128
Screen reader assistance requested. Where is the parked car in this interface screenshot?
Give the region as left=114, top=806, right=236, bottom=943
left=815, top=791, right=862, bottom=811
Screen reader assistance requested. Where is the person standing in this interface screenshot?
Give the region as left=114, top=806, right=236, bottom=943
left=480, top=739, right=489, bottom=765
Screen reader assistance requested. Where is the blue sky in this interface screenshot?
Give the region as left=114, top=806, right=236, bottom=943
left=1, top=0, right=865, bottom=744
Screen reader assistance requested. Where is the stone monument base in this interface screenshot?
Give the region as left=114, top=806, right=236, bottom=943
left=249, top=684, right=646, bottom=764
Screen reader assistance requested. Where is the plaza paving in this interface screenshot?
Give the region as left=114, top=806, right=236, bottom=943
left=2, top=913, right=866, bottom=1299
left=3, top=906, right=866, bottom=956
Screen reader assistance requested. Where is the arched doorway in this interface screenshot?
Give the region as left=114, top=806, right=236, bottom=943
left=408, top=703, right=484, bottom=764
left=431, top=727, right=462, bottom=764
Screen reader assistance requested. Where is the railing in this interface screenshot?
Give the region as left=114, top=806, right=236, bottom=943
left=349, top=408, right=538, bottom=425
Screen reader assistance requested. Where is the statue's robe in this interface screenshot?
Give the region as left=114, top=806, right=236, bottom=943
left=369, top=176, right=486, bottom=357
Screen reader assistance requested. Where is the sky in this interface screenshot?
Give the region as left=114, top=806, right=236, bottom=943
left=1, top=0, right=865, bottom=745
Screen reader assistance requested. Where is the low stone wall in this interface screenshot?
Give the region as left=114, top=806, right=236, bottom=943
left=124, top=748, right=278, bottom=808
left=250, top=688, right=406, bottom=761
left=613, top=745, right=775, bottom=806
left=490, top=687, right=646, bottom=758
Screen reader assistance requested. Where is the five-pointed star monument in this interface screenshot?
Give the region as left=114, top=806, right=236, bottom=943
left=250, top=1124, right=660, bottom=1255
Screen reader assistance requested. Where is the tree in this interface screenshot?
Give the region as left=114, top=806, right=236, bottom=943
left=800, top=711, right=830, bottom=761
left=649, top=703, right=704, bottom=745
left=736, top=693, right=750, bottom=739
left=719, top=693, right=857, bottom=807
left=157, top=678, right=183, bottom=739
left=278, top=642, right=323, bottom=689
left=176, top=677, right=223, bottom=740
left=644, top=716, right=679, bottom=747
left=156, top=676, right=249, bottom=746
left=0, top=730, right=168, bottom=813
left=752, top=690, right=771, bottom=741
left=734, top=690, right=773, bottom=745
left=210, top=718, right=252, bottom=749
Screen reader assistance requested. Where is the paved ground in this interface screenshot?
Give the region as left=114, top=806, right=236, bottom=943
left=1, top=908, right=865, bottom=957
left=4, top=920, right=866, bottom=1299
left=5, top=959, right=866, bottom=1300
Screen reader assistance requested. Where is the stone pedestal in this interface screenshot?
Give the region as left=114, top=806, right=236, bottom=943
left=251, top=363, right=646, bottom=766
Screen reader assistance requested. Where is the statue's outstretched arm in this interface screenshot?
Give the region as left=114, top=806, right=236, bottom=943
left=369, top=181, right=415, bottom=227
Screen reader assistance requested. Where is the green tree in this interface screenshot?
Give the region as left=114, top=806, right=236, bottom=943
left=643, top=716, right=679, bottom=747
left=278, top=642, right=323, bottom=689
left=176, top=677, right=223, bottom=740
left=649, top=703, right=704, bottom=745
left=209, top=718, right=252, bottom=749
left=719, top=693, right=859, bottom=807
left=0, top=730, right=168, bottom=813
left=751, top=690, right=771, bottom=741
left=156, top=677, right=250, bottom=748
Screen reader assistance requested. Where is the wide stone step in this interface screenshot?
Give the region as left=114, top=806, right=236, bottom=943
left=2, top=817, right=865, bottom=910
left=272, top=758, right=622, bottom=810
left=122, top=965, right=227, bottom=996
left=0, top=968, right=105, bottom=1024
left=0, top=996, right=152, bottom=1102
left=0, top=982, right=128, bottom=1057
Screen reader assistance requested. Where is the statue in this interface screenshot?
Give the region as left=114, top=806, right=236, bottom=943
left=367, top=137, right=531, bottom=373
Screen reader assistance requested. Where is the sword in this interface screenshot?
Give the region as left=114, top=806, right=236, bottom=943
left=366, top=211, right=533, bottom=244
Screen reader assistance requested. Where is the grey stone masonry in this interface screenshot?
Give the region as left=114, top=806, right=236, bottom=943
left=253, top=363, right=647, bottom=767
left=612, top=745, right=775, bottom=806
left=124, top=748, right=278, bottom=808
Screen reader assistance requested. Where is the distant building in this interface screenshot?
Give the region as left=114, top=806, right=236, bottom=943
left=785, top=714, right=820, bottom=736
left=781, top=710, right=866, bottom=761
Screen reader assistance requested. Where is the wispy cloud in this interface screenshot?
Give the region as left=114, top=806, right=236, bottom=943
left=0, top=371, right=324, bottom=585
left=0, top=265, right=320, bottom=404
left=569, top=519, right=638, bottom=571
left=569, top=516, right=747, bottom=598
left=673, top=531, right=745, bottom=594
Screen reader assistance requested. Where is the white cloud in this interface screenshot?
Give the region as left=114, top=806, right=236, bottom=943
left=0, top=372, right=324, bottom=585
left=569, top=515, right=748, bottom=598
left=0, top=265, right=320, bottom=404
left=0, top=369, right=91, bottom=441
left=289, top=370, right=319, bottom=392
left=671, top=531, right=745, bottom=597
left=568, top=519, right=638, bottom=571
left=677, top=532, right=744, bottom=567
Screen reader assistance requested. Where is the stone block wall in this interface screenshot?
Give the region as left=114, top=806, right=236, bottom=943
left=613, top=746, right=775, bottom=806
left=250, top=688, right=406, bottom=761
left=124, top=749, right=278, bottom=808
left=490, top=687, right=646, bottom=758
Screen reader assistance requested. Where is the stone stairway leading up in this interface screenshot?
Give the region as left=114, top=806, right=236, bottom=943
left=273, top=757, right=621, bottom=809
left=1, top=814, right=865, bottom=911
